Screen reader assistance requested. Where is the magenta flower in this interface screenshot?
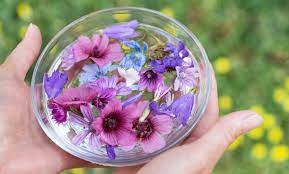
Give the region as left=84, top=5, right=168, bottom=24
left=48, top=100, right=68, bottom=124
left=139, top=69, right=163, bottom=92
left=44, top=71, right=68, bottom=99
left=103, top=20, right=139, bottom=40
left=92, top=99, right=144, bottom=147
left=62, top=34, right=124, bottom=69
left=69, top=105, right=100, bottom=149
left=132, top=112, right=173, bottom=153
left=85, top=75, right=131, bottom=96
left=92, top=88, right=117, bottom=109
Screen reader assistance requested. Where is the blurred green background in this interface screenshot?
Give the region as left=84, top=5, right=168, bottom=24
left=0, top=0, right=289, bottom=173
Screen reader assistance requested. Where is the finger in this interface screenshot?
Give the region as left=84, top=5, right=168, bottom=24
left=4, top=23, right=42, bottom=79
left=185, top=71, right=219, bottom=142
left=188, top=110, right=263, bottom=170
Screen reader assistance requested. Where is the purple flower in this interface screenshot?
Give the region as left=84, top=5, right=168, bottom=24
left=48, top=100, right=68, bottom=124
left=92, top=99, right=142, bottom=147
left=69, top=105, right=100, bottom=149
left=106, top=145, right=116, bottom=160
left=132, top=112, right=173, bottom=153
left=92, top=88, right=117, bottom=109
left=168, top=93, right=195, bottom=125
left=153, top=83, right=171, bottom=101
left=165, top=41, right=189, bottom=59
left=62, top=34, right=124, bottom=70
left=150, top=56, right=183, bottom=73
left=174, top=66, right=199, bottom=93
left=44, top=71, right=68, bottom=99
left=103, top=20, right=139, bottom=40
left=139, top=69, right=163, bottom=92
left=122, top=92, right=143, bottom=109
left=85, top=75, right=131, bottom=96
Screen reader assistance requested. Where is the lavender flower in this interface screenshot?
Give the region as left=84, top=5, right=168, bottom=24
left=168, top=93, right=195, bottom=125
left=165, top=41, right=189, bottom=59
left=122, top=92, right=143, bottom=109
left=139, top=69, right=163, bottom=92
left=48, top=100, right=68, bottom=124
left=44, top=71, right=68, bottom=99
left=69, top=105, right=100, bottom=149
left=120, top=40, right=147, bottom=71
left=106, top=145, right=116, bottom=160
left=174, top=66, right=199, bottom=93
left=150, top=56, right=183, bottom=73
left=103, top=20, right=139, bottom=40
left=92, top=88, right=117, bottom=109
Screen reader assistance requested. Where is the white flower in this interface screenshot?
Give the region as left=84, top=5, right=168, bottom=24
left=118, top=68, right=140, bottom=86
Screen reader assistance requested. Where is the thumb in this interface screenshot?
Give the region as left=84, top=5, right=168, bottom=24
left=192, top=110, right=263, bottom=170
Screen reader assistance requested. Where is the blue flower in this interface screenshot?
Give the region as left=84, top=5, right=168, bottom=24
left=79, top=63, right=116, bottom=84
left=120, top=40, right=147, bottom=71
left=44, top=71, right=68, bottom=99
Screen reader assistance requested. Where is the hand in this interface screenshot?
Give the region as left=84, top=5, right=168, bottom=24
left=114, top=68, right=263, bottom=174
left=0, top=24, right=93, bottom=174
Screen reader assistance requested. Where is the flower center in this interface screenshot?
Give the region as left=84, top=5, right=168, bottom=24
left=93, top=97, right=108, bottom=109
left=103, top=112, right=120, bottom=132
left=91, top=46, right=102, bottom=58
left=133, top=119, right=154, bottom=139
left=144, top=70, right=157, bottom=80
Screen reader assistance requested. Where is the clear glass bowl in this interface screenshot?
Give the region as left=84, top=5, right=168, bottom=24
left=31, top=7, right=212, bottom=166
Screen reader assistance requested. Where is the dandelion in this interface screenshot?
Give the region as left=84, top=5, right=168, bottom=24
left=228, top=135, right=244, bottom=151
left=113, top=13, right=131, bottom=22
left=251, top=143, right=267, bottom=160
left=160, top=7, right=174, bottom=17
left=219, top=95, right=233, bottom=111
left=273, top=87, right=287, bottom=103
left=263, top=113, right=276, bottom=129
left=249, top=105, right=265, bottom=115
left=267, top=126, right=284, bottom=144
left=248, top=127, right=264, bottom=140
left=270, top=145, right=289, bottom=163
left=16, top=2, right=33, bottom=20
left=214, top=57, right=232, bottom=75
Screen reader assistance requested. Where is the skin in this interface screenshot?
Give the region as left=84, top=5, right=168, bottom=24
left=0, top=24, right=263, bottom=174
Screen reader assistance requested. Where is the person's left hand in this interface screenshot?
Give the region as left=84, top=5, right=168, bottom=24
left=0, top=24, right=94, bottom=174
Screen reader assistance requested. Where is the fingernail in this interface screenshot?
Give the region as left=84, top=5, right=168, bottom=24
left=242, top=114, right=263, bottom=132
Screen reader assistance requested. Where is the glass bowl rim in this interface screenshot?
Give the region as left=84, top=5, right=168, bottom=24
left=31, top=6, right=212, bottom=166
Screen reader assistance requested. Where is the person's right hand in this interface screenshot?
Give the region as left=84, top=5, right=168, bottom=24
left=114, top=71, right=263, bottom=174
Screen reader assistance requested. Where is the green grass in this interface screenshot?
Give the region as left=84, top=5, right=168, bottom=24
left=1, top=0, right=289, bottom=173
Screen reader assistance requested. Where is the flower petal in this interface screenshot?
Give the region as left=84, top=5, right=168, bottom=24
left=88, top=133, right=100, bottom=149
left=150, top=115, right=173, bottom=135
left=72, top=130, right=90, bottom=145
left=69, top=112, right=89, bottom=126
left=141, top=132, right=166, bottom=153
left=80, top=105, right=94, bottom=122
left=106, top=145, right=116, bottom=160
left=44, top=71, right=68, bottom=99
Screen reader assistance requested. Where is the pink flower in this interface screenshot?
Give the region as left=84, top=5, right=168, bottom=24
left=92, top=99, right=145, bottom=147
left=62, top=34, right=124, bottom=69
left=132, top=109, right=173, bottom=153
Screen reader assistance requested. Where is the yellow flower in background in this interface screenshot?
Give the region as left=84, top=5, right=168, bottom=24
left=219, top=95, right=233, bottom=111
left=251, top=143, right=267, bottom=160
left=249, top=105, right=265, bottom=115
left=113, top=13, right=131, bottom=22
left=16, top=2, right=33, bottom=21
left=160, top=7, right=175, bottom=17
left=270, top=145, right=289, bottom=163
left=282, top=98, right=289, bottom=113
left=248, top=127, right=264, bottom=140
left=18, top=25, right=28, bottom=39
left=263, top=113, right=276, bottom=129
left=284, top=77, right=289, bottom=91
left=267, top=126, right=284, bottom=144
left=214, top=57, right=232, bottom=75
left=273, top=88, right=287, bottom=104
left=228, top=135, right=244, bottom=151
left=69, top=168, right=85, bottom=174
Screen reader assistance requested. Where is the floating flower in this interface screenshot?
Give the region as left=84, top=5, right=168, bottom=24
left=214, top=57, right=232, bottom=75
left=48, top=100, right=68, bottom=124
left=251, top=143, right=267, bottom=160
left=150, top=56, right=183, bottom=73
left=106, top=145, right=116, bottom=160
left=85, top=75, right=131, bottom=96
left=61, top=46, right=76, bottom=71
left=91, top=88, right=117, bottom=109
left=165, top=41, right=189, bottom=60
left=267, top=126, right=284, bottom=144
left=247, top=127, right=264, bottom=140
left=139, top=69, right=163, bottom=92
left=153, top=83, right=171, bottom=101
left=120, top=40, right=147, bottom=71
left=168, top=93, right=195, bottom=125
left=44, top=71, right=68, bottom=99
left=16, top=2, right=33, bottom=21
left=174, top=66, right=199, bottom=93
left=270, top=145, right=289, bottom=163
left=79, top=63, right=117, bottom=85
left=131, top=109, right=173, bottom=153
left=118, top=67, right=140, bottom=86
left=122, top=92, right=143, bottom=109
left=70, top=105, right=100, bottom=149
left=219, top=95, right=233, bottom=111
left=62, top=34, right=124, bottom=70
left=103, top=20, right=139, bottom=40
left=92, top=99, right=141, bottom=147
